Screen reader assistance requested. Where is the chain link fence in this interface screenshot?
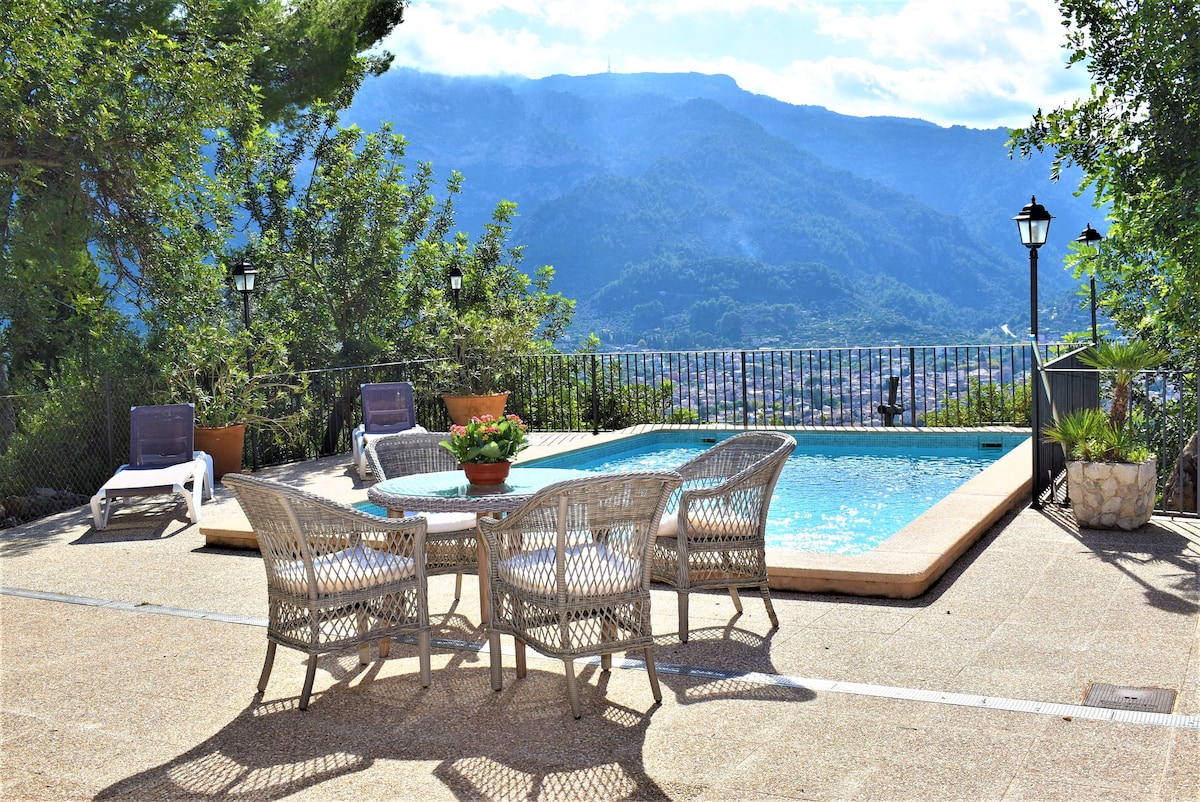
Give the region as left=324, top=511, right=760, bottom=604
left=0, top=373, right=156, bottom=526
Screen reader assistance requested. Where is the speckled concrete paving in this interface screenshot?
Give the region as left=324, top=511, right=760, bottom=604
left=2, top=451, right=1198, bottom=802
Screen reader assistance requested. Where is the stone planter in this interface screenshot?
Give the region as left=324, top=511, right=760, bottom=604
left=1066, top=457, right=1156, bottom=530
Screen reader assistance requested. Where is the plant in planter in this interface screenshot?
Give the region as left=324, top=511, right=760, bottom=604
left=156, top=322, right=303, bottom=478
left=1042, top=341, right=1165, bottom=530
left=428, top=312, right=532, bottom=424
left=440, top=413, right=530, bottom=484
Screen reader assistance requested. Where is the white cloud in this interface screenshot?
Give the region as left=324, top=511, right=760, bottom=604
left=384, top=0, right=1091, bottom=128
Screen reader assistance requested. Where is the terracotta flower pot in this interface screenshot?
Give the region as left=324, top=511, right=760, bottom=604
left=462, top=461, right=511, bottom=485
left=193, top=424, right=246, bottom=481
left=442, top=392, right=509, bottom=426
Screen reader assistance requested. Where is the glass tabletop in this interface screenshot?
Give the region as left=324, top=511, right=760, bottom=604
left=367, top=467, right=592, bottom=513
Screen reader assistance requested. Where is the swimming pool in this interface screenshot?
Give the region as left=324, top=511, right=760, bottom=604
left=524, top=430, right=1025, bottom=555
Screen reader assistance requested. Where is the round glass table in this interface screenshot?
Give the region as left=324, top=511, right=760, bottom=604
left=367, top=467, right=592, bottom=621
left=367, top=467, right=592, bottom=515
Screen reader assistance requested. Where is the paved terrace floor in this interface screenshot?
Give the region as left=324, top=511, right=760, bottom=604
left=2, top=439, right=1199, bottom=801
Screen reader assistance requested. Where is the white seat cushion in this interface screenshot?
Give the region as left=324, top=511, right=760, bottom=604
left=498, top=542, right=640, bottom=596
left=657, top=510, right=757, bottom=540
left=276, top=543, right=415, bottom=595
left=403, top=511, right=477, bottom=534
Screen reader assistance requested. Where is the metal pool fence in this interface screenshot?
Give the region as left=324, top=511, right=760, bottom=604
left=2, top=343, right=1196, bottom=525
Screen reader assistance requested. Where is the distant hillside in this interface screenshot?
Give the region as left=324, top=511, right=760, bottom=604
left=345, top=70, right=1100, bottom=348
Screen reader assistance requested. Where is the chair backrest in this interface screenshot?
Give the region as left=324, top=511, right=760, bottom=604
left=672, top=432, right=796, bottom=528
left=366, top=432, right=459, bottom=480
left=223, top=473, right=426, bottom=597
left=480, top=472, right=681, bottom=593
left=129, top=404, right=195, bottom=468
left=360, top=382, right=417, bottom=435
left=676, top=431, right=795, bottom=485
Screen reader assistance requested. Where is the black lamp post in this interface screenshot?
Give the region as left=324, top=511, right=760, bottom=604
left=1013, top=195, right=1053, bottom=509
left=449, top=265, right=463, bottom=316
left=448, top=265, right=464, bottom=363
left=1075, top=223, right=1103, bottom=344
left=231, top=257, right=259, bottom=471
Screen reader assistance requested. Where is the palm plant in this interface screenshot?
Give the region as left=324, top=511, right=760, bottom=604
left=1042, top=340, right=1164, bottom=463
left=1077, top=341, right=1165, bottom=431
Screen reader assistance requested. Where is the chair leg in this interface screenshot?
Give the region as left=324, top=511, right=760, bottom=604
left=677, top=591, right=690, bottom=643
left=454, top=571, right=463, bottom=600
left=728, top=586, right=743, bottom=614
left=356, top=610, right=370, bottom=665
left=760, top=585, right=779, bottom=628
left=379, top=637, right=391, bottom=658
left=515, top=637, right=527, bottom=678
left=644, top=646, right=662, bottom=705
left=489, top=630, right=504, bottom=691
left=563, top=658, right=582, bottom=719
left=418, top=630, right=431, bottom=687
left=299, top=654, right=318, bottom=710
left=600, top=620, right=615, bottom=671
left=257, top=640, right=277, bottom=694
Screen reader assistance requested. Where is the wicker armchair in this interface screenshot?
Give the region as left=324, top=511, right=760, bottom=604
left=365, top=433, right=478, bottom=602
left=651, top=432, right=796, bottom=642
left=479, top=471, right=681, bottom=719
left=223, top=474, right=431, bottom=710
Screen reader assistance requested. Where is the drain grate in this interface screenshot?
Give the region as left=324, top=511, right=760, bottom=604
left=1084, top=684, right=1177, bottom=714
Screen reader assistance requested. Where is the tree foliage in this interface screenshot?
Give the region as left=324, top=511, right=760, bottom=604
left=1, top=0, right=410, bottom=386
left=229, top=111, right=574, bottom=390
left=1, top=0, right=257, bottom=380
left=1009, top=0, right=1200, bottom=369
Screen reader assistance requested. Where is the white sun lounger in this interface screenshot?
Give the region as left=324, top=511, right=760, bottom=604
left=90, top=456, right=213, bottom=530
left=89, top=404, right=215, bottom=530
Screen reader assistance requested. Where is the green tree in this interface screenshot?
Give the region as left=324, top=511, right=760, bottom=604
left=1009, top=0, right=1200, bottom=369
left=89, top=0, right=409, bottom=124
left=925, top=378, right=1031, bottom=427
left=228, top=110, right=573, bottom=391
left=1, top=0, right=256, bottom=380
left=1, top=0, right=410, bottom=384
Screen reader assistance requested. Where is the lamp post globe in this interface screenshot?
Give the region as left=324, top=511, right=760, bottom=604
left=1075, top=223, right=1103, bottom=344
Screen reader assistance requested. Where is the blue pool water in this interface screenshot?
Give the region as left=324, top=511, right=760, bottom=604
left=525, top=431, right=1023, bottom=555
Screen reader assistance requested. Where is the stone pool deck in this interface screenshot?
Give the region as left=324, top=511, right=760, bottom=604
left=2, top=434, right=1198, bottom=801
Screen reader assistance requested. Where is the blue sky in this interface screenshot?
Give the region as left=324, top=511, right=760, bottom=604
left=380, top=0, right=1091, bottom=130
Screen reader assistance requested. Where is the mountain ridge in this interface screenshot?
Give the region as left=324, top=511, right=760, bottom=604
left=344, top=69, right=1099, bottom=348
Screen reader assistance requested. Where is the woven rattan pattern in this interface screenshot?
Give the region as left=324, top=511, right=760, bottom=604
left=365, top=433, right=478, bottom=578
left=479, top=471, right=681, bottom=718
left=650, top=431, right=796, bottom=642
left=223, top=474, right=431, bottom=710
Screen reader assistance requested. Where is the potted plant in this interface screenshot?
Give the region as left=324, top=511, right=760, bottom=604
left=1042, top=340, right=1165, bottom=530
left=157, top=323, right=303, bottom=479
left=440, top=413, right=530, bottom=485
left=431, top=313, right=529, bottom=425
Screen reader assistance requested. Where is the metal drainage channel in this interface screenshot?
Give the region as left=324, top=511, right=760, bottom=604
left=5, top=586, right=1199, bottom=730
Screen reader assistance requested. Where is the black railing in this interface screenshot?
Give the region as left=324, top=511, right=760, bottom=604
left=506, top=344, right=1067, bottom=431
left=3, top=342, right=1195, bottom=527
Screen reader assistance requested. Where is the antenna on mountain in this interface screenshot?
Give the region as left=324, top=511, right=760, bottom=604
left=607, top=56, right=611, bottom=73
